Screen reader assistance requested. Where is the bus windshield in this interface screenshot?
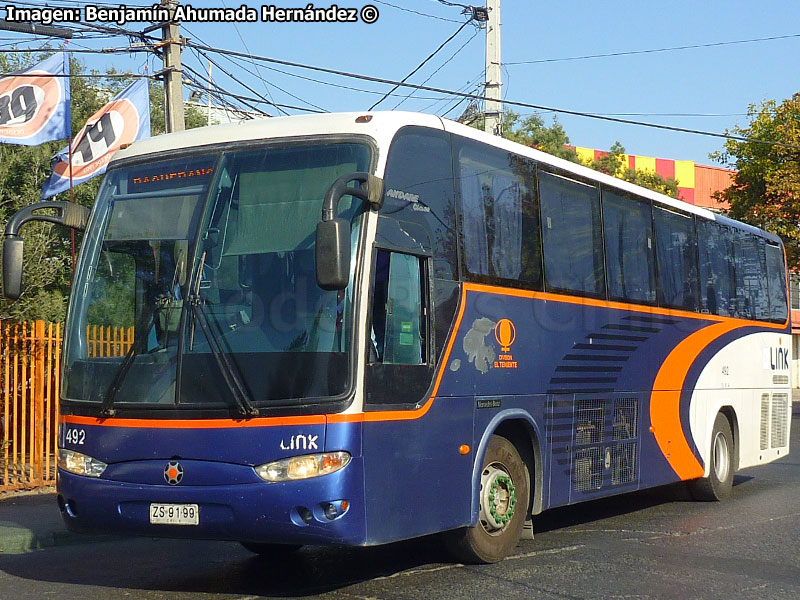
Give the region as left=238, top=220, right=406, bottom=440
left=63, top=141, right=372, bottom=413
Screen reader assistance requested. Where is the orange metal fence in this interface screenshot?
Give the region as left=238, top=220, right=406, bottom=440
left=0, top=320, right=132, bottom=493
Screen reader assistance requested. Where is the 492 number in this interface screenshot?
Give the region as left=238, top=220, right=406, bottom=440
left=65, top=428, right=85, bottom=445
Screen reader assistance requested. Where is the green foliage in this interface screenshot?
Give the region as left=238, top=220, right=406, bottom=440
left=0, top=51, right=206, bottom=322
left=711, top=93, right=800, bottom=267
left=500, top=112, right=580, bottom=162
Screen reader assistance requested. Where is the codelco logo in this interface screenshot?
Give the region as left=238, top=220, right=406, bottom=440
left=0, top=72, right=62, bottom=139
left=53, top=98, right=140, bottom=181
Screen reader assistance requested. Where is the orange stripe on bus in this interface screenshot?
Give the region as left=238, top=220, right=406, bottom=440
left=461, top=282, right=788, bottom=330
left=649, top=321, right=742, bottom=480
left=61, top=414, right=326, bottom=429
left=60, top=283, right=786, bottom=431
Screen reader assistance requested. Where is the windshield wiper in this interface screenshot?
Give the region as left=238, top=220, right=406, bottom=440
left=99, top=310, right=157, bottom=417
left=186, top=253, right=259, bottom=418
left=188, top=299, right=259, bottom=418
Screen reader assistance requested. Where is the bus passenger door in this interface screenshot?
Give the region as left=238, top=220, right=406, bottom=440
left=362, top=248, right=473, bottom=543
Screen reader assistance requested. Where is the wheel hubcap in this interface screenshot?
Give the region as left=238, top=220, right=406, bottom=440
left=713, top=431, right=729, bottom=482
left=480, top=463, right=517, bottom=534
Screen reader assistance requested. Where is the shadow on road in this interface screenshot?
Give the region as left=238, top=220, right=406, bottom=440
left=0, top=468, right=775, bottom=597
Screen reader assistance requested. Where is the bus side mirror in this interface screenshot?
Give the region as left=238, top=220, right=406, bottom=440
left=2, top=236, right=24, bottom=300
left=316, top=172, right=383, bottom=291
left=2, top=201, right=90, bottom=300
left=315, top=218, right=351, bottom=291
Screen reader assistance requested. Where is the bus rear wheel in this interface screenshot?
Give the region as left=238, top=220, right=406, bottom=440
left=444, top=435, right=529, bottom=564
left=689, top=413, right=734, bottom=501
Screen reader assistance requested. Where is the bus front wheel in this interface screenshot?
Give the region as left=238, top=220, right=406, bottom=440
left=689, top=413, right=734, bottom=501
left=445, top=434, right=529, bottom=564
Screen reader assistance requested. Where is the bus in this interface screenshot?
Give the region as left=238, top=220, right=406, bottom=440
left=2, top=111, right=792, bottom=564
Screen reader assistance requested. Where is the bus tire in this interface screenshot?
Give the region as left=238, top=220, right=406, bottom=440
left=240, top=542, right=303, bottom=556
left=444, top=434, right=529, bottom=564
left=689, top=413, right=734, bottom=502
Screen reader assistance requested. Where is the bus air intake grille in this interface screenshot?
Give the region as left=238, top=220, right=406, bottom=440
left=772, top=375, right=789, bottom=385
left=575, top=399, right=604, bottom=446
left=611, top=441, right=637, bottom=486
left=612, top=397, right=638, bottom=441
left=573, top=447, right=602, bottom=492
left=760, top=394, right=770, bottom=451
left=771, top=393, right=788, bottom=448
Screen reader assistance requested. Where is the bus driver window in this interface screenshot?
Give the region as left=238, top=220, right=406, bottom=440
left=369, top=249, right=426, bottom=365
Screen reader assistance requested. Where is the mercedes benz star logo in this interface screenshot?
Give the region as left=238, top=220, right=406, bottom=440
left=164, top=461, right=184, bottom=485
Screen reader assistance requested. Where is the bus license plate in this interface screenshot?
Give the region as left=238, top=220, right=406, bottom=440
left=149, top=503, right=199, bottom=525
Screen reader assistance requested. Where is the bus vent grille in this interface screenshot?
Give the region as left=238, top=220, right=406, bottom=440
left=574, top=447, right=602, bottom=492
left=611, top=441, right=637, bottom=485
left=771, top=393, right=788, bottom=448
left=612, top=397, right=638, bottom=441
left=760, top=394, right=770, bottom=451
left=575, top=399, right=604, bottom=446
left=773, top=375, right=789, bottom=385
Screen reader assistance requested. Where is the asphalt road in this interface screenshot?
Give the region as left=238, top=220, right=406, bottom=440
left=1, top=415, right=799, bottom=600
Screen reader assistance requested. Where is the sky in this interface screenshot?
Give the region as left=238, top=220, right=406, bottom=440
left=3, top=0, right=800, bottom=166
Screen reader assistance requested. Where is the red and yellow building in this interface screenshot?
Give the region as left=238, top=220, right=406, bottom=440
left=572, top=146, right=735, bottom=211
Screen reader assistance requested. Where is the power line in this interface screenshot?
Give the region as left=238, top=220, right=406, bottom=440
left=393, top=27, right=479, bottom=109
left=369, top=17, right=472, bottom=110
left=182, top=24, right=325, bottom=113
left=506, top=33, right=800, bottom=65
left=183, top=78, right=322, bottom=115
left=372, top=0, right=462, bottom=23
left=219, top=0, right=286, bottom=116
left=183, top=40, right=800, bottom=150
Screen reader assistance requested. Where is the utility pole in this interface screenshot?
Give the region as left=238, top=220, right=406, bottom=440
left=160, top=0, right=185, bottom=133
left=483, top=0, right=502, bottom=136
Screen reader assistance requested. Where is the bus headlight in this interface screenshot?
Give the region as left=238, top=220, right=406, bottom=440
left=58, top=449, right=107, bottom=478
left=255, top=452, right=351, bottom=482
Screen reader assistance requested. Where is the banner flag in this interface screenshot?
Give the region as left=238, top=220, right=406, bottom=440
left=0, top=53, right=70, bottom=145
left=41, top=78, right=151, bottom=199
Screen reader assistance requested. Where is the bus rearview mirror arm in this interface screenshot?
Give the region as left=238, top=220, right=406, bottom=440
left=3, top=201, right=91, bottom=300
left=316, top=172, right=383, bottom=291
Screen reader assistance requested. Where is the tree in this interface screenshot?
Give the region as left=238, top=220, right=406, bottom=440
left=500, top=111, right=580, bottom=162
left=0, top=51, right=207, bottom=321
left=711, top=93, right=800, bottom=267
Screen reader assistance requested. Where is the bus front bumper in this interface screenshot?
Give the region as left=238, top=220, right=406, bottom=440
left=56, top=458, right=366, bottom=546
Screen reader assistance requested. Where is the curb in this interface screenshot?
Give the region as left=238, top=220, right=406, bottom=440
left=0, top=524, right=120, bottom=555
left=0, top=493, right=121, bottom=555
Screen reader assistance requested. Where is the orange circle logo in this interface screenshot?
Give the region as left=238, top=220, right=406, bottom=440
left=494, top=319, right=516, bottom=351
left=53, top=98, right=140, bottom=181
left=0, top=72, right=63, bottom=139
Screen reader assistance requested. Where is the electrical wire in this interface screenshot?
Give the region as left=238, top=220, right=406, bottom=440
left=219, top=0, right=286, bottom=116
left=369, top=17, right=472, bottom=110
left=372, top=0, right=462, bottom=23
left=392, top=27, right=479, bottom=109
left=182, top=24, right=325, bottom=113
left=506, top=33, right=800, bottom=65
left=187, top=47, right=279, bottom=117
left=183, top=40, right=800, bottom=150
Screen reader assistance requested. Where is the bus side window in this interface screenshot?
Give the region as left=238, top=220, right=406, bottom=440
left=370, top=250, right=426, bottom=366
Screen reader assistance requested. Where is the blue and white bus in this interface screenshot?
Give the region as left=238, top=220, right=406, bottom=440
left=3, top=112, right=792, bottom=563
